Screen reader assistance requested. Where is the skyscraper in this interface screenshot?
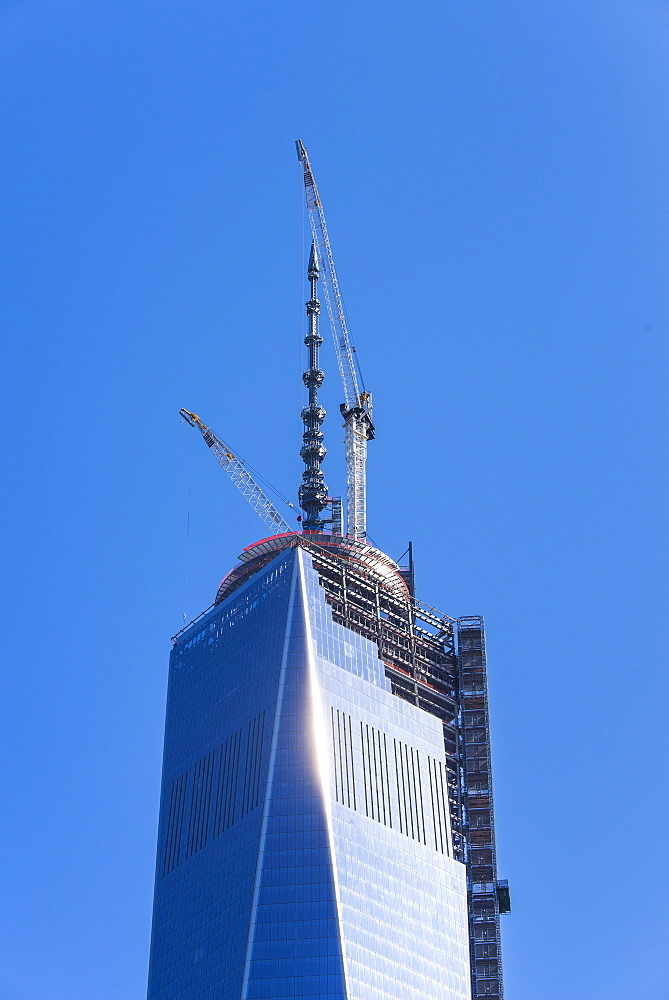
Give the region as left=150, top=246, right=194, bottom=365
left=147, top=147, right=507, bottom=1000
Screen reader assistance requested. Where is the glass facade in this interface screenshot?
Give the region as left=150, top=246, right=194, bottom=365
left=147, top=546, right=471, bottom=999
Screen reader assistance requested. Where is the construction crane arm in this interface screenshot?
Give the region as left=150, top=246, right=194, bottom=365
left=295, top=139, right=367, bottom=415
left=296, top=140, right=374, bottom=539
left=179, top=409, right=294, bottom=535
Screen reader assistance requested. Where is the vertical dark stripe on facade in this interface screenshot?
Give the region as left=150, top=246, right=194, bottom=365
left=394, top=739, right=407, bottom=835
left=429, top=757, right=447, bottom=854
left=370, top=727, right=382, bottom=822
left=185, top=769, right=199, bottom=860
left=437, top=759, right=450, bottom=856
left=414, top=748, right=426, bottom=845
left=330, top=710, right=451, bottom=852
left=220, top=732, right=233, bottom=833
left=331, top=709, right=358, bottom=810
left=393, top=739, right=401, bottom=833
left=242, top=714, right=265, bottom=816
left=186, top=750, right=215, bottom=859
left=347, top=715, right=356, bottom=810
left=363, top=725, right=371, bottom=819
left=406, top=745, right=412, bottom=835
left=402, top=744, right=415, bottom=839
left=364, top=725, right=376, bottom=821
left=241, top=718, right=253, bottom=815
left=338, top=711, right=347, bottom=807
left=204, top=751, right=215, bottom=845
left=428, top=758, right=440, bottom=852
left=245, top=711, right=265, bottom=813
left=382, top=732, right=392, bottom=829
left=360, top=721, right=370, bottom=817
left=229, top=729, right=242, bottom=827
left=201, top=750, right=216, bottom=851
left=252, top=712, right=265, bottom=810
left=162, top=771, right=188, bottom=876
left=212, top=736, right=229, bottom=837
left=162, top=712, right=268, bottom=877
left=331, top=707, right=340, bottom=804
left=372, top=729, right=382, bottom=824
left=214, top=728, right=241, bottom=836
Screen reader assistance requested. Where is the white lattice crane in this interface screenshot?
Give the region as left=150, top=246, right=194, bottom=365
left=179, top=409, right=295, bottom=535
left=296, top=140, right=375, bottom=540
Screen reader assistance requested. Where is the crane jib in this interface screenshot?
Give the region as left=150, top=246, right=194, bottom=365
left=296, top=140, right=373, bottom=540
left=182, top=409, right=294, bottom=535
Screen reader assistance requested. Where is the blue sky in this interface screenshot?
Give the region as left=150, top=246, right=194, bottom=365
left=1, top=1, right=667, bottom=997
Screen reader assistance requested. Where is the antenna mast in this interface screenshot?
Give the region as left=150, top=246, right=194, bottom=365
left=298, top=243, right=329, bottom=531
left=296, top=139, right=374, bottom=540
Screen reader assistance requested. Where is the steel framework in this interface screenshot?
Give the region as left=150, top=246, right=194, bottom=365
left=179, top=410, right=294, bottom=535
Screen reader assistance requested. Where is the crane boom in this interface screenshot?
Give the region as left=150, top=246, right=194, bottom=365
left=296, top=140, right=374, bottom=541
left=180, top=409, right=294, bottom=535
left=296, top=139, right=361, bottom=412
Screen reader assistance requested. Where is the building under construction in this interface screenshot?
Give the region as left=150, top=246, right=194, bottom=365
left=146, top=142, right=508, bottom=1000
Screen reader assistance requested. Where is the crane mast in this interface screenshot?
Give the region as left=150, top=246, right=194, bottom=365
left=296, top=140, right=374, bottom=540
left=179, top=409, right=294, bottom=535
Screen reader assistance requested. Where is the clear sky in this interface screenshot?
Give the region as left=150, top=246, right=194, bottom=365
left=1, top=1, right=667, bottom=998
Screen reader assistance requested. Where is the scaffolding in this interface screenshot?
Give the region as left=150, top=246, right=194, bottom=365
left=458, top=619, right=507, bottom=999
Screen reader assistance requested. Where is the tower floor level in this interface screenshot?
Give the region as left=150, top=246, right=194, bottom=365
left=147, top=532, right=507, bottom=1000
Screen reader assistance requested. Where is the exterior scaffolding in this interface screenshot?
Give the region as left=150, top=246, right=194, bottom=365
left=458, top=618, right=507, bottom=1000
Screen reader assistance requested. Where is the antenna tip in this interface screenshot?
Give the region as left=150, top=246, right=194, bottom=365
left=308, top=242, right=319, bottom=273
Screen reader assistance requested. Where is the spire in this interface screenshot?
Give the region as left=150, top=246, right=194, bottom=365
left=298, top=242, right=328, bottom=531
left=308, top=241, right=319, bottom=275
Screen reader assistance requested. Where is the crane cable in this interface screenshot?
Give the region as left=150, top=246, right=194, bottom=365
left=179, top=415, right=296, bottom=513
left=183, top=434, right=193, bottom=623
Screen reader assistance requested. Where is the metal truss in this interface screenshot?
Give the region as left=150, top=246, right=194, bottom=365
left=179, top=409, right=293, bottom=535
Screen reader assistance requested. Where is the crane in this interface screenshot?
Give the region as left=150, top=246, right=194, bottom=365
left=296, top=139, right=374, bottom=541
left=179, top=409, right=294, bottom=535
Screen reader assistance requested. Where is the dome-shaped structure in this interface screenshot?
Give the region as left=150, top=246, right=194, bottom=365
left=215, top=532, right=410, bottom=604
